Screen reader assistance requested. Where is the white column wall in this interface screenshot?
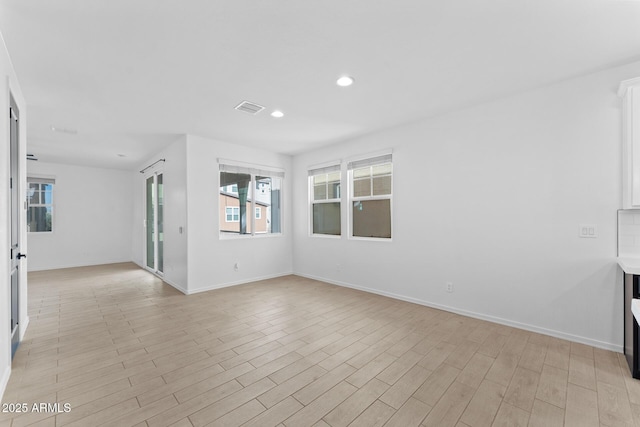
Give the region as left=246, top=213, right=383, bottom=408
left=132, top=136, right=189, bottom=292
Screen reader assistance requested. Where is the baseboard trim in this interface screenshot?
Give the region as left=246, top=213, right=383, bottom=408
left=130, top=261, right=189, bottom=295
left=187, top=272, right=295, bottom=295
left=0, top=364, right=10, bottom=403
left=19, top=316, right=29, bottom=340
left=294, top=272, right=622, bottom=353
left=162, top=277, right=188, bottom=295
left=27, top=259, right=133, bottom=272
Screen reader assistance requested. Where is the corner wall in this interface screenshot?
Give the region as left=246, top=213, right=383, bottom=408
left=132, top=134, right=294, bottom=294
left=26, top=161, right=134, bottom=271
left=292, top=61, right=640, bottom=351
left=185, top=135, right=293, bottom=293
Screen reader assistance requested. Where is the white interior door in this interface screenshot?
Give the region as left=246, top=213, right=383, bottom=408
left=9, top=96, right=23, bottom=358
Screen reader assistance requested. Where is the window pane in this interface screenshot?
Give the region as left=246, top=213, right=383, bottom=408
left=27, top=181, right=54, bottom=233
left=329, top=182, right=341, bottom=199
left=146, top=176, right=154, bottom=268
left=220, top=172, right=251, bottom=234
left=313, top=174, right=327, bottom=185
left=327, top=172, right=341, bottom=199
left=352, top=199, right=391, bottom=238
left=327, top=172, right=340, bottom=183
left=353, top=178, right=371, bottom=197
left=27, top=206, right=52, bottom=232
left=353, top=167, right=370, bottom=179
left=313, top=202, right=341, bottom=235
left=372, top=176, right=392, bottom=195
left=28, top=188, right=40, bottom=204
left=372, top=163, right=392, bottom=176
left=257, top=176, right=281, bottom=234
left=157, top=173, right=164, bottom=273
left=314, top=184, right=327, bottom=200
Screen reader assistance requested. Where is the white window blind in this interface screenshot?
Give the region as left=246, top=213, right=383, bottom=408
left=219, top=162, right=284, bottom=178
left=308, top=163, right=341, bottom=177
left=27, top=177, right=55, bottom=184
left=347, top=154, right=392, bottom=171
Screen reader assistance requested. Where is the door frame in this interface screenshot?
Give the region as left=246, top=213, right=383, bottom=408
left=9, top=94, right=20, bottom=358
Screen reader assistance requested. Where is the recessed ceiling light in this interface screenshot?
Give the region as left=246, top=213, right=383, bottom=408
left=117, top=153, right=126, bottom=158
left=271, top=110, right=284, bottom=118
left=336, top=76, right=354, bottom=87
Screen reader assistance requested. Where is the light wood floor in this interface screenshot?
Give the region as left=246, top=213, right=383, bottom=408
left=1, top=263, right=639, bottom=427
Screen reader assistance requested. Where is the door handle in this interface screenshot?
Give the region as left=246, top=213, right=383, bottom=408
left=17, top=253, right=26, bottom=259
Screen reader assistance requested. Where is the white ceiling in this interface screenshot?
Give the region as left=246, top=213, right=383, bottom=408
left=1, top=0, right=640, bottom=170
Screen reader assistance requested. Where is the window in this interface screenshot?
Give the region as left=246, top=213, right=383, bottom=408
left=219, top=162, right=283, bottom=236
left=27, top=177, right=54, bottom=232
left=309, top=164, right=341, bottom=236
left=348, top=153, right=392, bottom=239
left=225, top=207, right=239, bottom=222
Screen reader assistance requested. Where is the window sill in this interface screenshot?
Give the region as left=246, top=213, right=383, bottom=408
left=348, top=236, right=393, bottom=242
left=219, top=232, right=284, bottom=241
left=310, top=233, right=342, bottom=239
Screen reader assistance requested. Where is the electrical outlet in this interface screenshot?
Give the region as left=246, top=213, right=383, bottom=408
left=446, top=282, right=453, bottom=293
left=336, top=263, right=341, bottom=272
left=579, top=224, right=598, bottom=238
left=234, top=262, right=239, bottom=271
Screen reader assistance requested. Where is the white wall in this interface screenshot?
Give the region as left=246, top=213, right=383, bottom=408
left=26, top=161, right=134, bottom=271
left=0, top=31, right=27, bottom=400
left=132, top=136, right=189, bottom=291
left=186, top=135, right=293, bottom=293
left=293, top=61, right=640, bottom=352
left=133, top=134, right=293, bottom=294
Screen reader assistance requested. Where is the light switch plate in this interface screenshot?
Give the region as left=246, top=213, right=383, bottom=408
left=579, top=224, right=598, bottom=238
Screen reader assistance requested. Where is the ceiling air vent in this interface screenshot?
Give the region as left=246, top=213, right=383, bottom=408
left=235, top=100, right=265, bottom=115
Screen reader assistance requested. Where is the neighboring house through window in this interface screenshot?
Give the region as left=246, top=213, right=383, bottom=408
left=219, top=161, right=284, bottom=236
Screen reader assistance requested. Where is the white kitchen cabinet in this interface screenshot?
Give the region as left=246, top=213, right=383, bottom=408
left=619, top=77, right=640, bottom=209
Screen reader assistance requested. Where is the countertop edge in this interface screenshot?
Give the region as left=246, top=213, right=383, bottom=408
left=618, top=257, right=640, bottom=275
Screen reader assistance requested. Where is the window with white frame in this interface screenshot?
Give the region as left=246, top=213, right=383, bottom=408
left=309, top=164, right=341, bottom=236
left=225, top=207, right=240, bottom=222
left=219, top=162, right=283, bottom=236
left=348, top=153, right=392, bottom=239
left=27, top=177, right=54, bottom=232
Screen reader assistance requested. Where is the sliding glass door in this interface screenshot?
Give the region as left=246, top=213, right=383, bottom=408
left=145, top=172, right=163, bottom=275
